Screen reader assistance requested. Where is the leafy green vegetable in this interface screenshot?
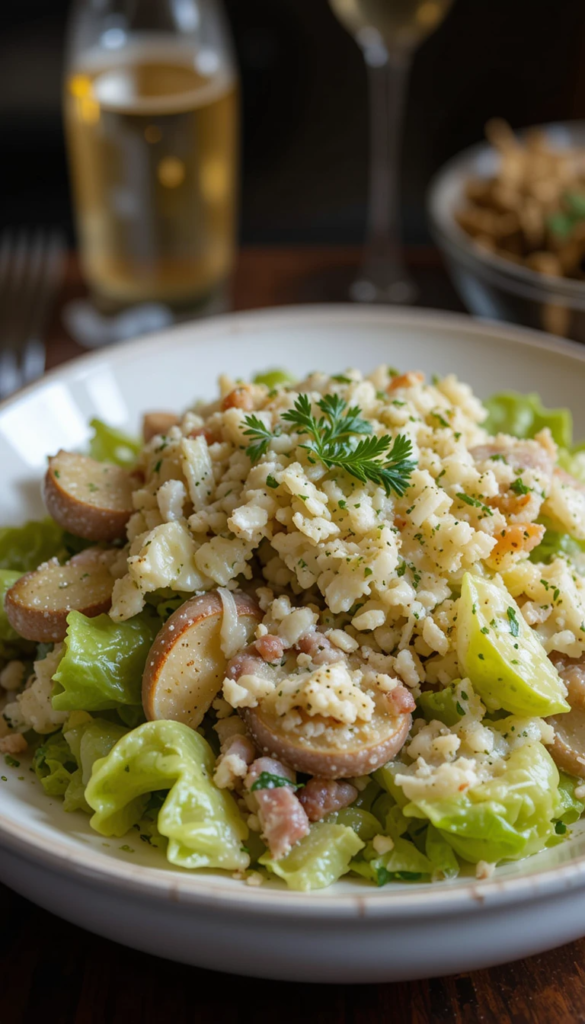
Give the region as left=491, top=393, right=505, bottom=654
left=329, top=806, right=381, bottom=841
left=417, top=681, right=468, bottom=727
left=86, top=720, right=249, bottom=871
left=397, top=742, right=560, bottom=864
left=425, top=824, right=460, bottom=880
left=0, top=569, right=35, bottom=660
left=88, top=419, right=141, bottom=467
left=52, top=610, right=159, bottom=712
left=457, top=573, right=569, bottom=716
left=33, top=730, right=79, bottom=798
left=33, top=715, right=129, bottom=813
left=260, top=822, right=363, bottom=891
left=484, top=392, right=572, bottom=448
left=351, top=834, right=432, bottom=885
left=555, top=771, right=585, bottom=826
left=529, top=517, right=585, bottom=567
left=252, top=369, right=296, bottom=389
left=0, top=519, right=64, bottom=573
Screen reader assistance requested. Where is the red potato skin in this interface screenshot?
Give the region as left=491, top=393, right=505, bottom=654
left=142, top=590, right=262, bottom=724
left=43, top=452, right=134, bottom=542
left=239, top=706, right=412, bottom=780
left=4, top=553, right=115, bottom=643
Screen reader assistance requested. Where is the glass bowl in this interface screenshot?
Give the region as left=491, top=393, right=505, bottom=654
left=427, top=122, right=585, bottom=342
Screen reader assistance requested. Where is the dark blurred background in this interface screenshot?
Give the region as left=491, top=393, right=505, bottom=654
left=3, top=0, right=585, bottom=246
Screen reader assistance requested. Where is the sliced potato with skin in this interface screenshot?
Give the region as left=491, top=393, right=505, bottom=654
left=239, top=691, right=411, bottom=779
left=142, top=411, right=180, bottom=443
left=142, top=590, right=262, bottom=729
left=43, top=450, right=135, bottom=541
left=547, top=709, right=585, bottom=778
left=4, top=547, right=117, bottom=643
left=546, top=653, right=585, bottom=777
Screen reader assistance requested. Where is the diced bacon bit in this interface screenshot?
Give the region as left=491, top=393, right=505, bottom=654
left=213, top=733, right=257, bottom=790
left=254, top=788, right=310, bottom=859
left=298, top=777, right=357, bottom=822
left=188, top=425, right=222, bottom=445
left=225, top=645, right=266, bottom=681
left=297, top=630, right=343, bottom=666
left=142, top=411, right=180, bottom=443
left=485, top=522, right=544, bottom=569
left=129, top=468, right=145, bottom=487
left=245, top=756, right=309, bottom=858
left=385, top=684, right=416, bottom=715
left=246, top=756, right=296, bottom=787
left=221, top=387, right=255, bottom=412
left=387, top=371, right=424, bottom=393
left=394, top=515, right=407, bottom=530
left=487, top=491, right=531, bottom=517
left=221, top=733, right=256, bottom=762
left=0, top=733, right=27, bottom=755
left=471, top=441, right=554, bottom=476
left=254, top=633, right=286, bottom=663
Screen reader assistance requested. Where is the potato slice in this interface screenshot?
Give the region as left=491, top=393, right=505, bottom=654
left=5, top=548, right=117, bottom=643
left=142, top=412, right=180, bottom=443
left=547, top=709, right=585, bottom=778
left=43, top=450, right=135, bottom=541
left=142, top=590, right=262, bottom=729
left=239, top=691, right=411, bottom=779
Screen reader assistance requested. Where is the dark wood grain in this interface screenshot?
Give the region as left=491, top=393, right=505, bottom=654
left=2, top=247, right=580, bottom=1024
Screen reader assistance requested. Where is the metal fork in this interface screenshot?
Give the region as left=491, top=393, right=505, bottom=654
left=0, top=230, right=66, bottom=400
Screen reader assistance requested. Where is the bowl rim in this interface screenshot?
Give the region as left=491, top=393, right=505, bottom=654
left=4, top=302, right=585, bottom=920
left=427, top=119, right=585, bottom=306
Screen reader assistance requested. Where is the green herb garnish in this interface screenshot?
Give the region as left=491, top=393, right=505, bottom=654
left=250, top=771, right=303, bottom=792
left=242, top=415, right=275, bottom=462
left=507, top=607, right=520, bottom=637
left=456, top=493, right=494, bottom=516
left=280, top=393, right=416, bottom=497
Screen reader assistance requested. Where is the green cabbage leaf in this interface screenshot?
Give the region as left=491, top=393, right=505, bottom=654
left=85, top=720, right=249, bottom=871
left=88, top=419, right=141, bottom=467
left=260, top=822, right=363, bottom=891
left=0, top=519, right=65, bottom=573
left=51, top=610, right=159, bottom=712
left=383, top=741, right=559, bottom=865
left=484, top=392, right=572, bottom=448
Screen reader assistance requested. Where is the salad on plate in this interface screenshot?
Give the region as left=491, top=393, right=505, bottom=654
left=2, top=365, right=585, bottom=892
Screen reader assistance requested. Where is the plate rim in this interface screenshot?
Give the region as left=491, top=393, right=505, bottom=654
left=3, top=302, right=585, bottom=920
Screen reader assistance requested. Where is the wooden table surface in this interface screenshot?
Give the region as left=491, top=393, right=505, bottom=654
left=2, top=246, right=585, bottom=1024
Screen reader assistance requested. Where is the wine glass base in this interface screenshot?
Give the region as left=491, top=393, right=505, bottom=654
left=350, top=276, right=418, bottom=305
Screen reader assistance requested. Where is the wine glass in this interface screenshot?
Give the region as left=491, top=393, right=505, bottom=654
left=330, top=0, right=453, bottom=304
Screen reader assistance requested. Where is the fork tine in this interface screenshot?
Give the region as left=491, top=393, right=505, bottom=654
left=0, top=229, right=65, bottom=399
left=0, top=232, right=29, bottom=399
left=21, top=231, right=65, bottom=386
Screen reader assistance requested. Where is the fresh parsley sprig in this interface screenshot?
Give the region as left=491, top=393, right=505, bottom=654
left=243, top=392, right=417, bottom=497
left=241, top=414, right=275, bottom=462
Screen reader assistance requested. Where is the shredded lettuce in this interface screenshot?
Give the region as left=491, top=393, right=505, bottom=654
left=33, top=730, right=79, bottom=798
left=484, top=392, right=572, bottom=448
left=417, top=681, right=466, bottom=727
left=329, top=806, right=381, bottom=841
left=88, top=419, right=141, bottom=467
left=260, top=822, right=363, bottom=891
left=86, top=720, right=249, bottom=871
left=52, top=610, right=159, bottom=713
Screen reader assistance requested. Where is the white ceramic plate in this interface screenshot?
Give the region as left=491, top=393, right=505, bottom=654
left=3, top=305, right=585, bottom=984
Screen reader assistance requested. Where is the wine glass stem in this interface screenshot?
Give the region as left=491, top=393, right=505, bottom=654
left=353, top=47, right=416, bottom=304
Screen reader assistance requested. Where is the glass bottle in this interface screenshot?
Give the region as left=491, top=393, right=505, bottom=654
left=64, top=0, right=239, bottom=312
